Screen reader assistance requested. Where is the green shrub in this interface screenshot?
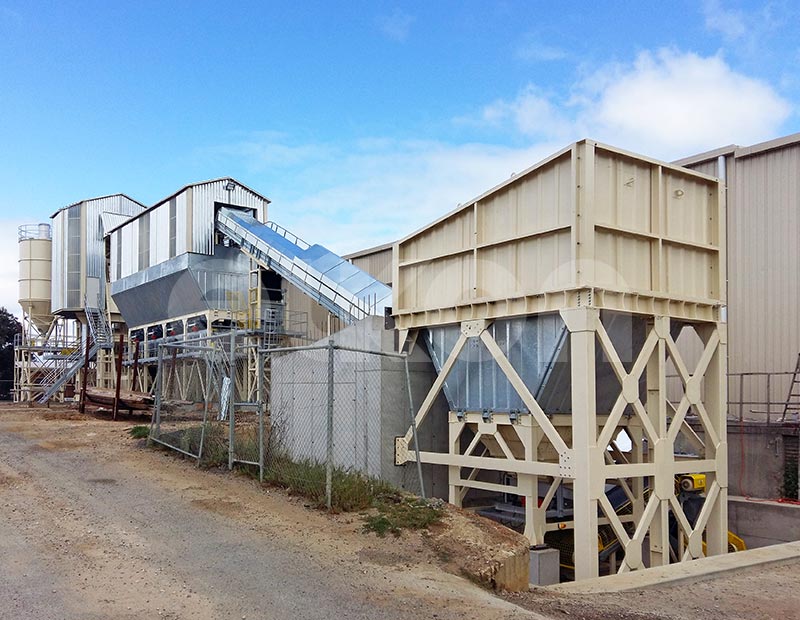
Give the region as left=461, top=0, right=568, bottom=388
left=129, top=425, right=150, bottom=439
left=363, top=494, right=444, bottom=537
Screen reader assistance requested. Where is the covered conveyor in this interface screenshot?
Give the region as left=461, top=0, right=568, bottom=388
left=216, top=207, right=392, bottom=325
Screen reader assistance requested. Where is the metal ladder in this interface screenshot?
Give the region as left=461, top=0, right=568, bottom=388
left=781, top=353, right=800, bottom=421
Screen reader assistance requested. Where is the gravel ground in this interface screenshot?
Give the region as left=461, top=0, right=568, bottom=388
left=2, top=404, right=799, bottom=620
left=0, top=405, right=538, bottom=620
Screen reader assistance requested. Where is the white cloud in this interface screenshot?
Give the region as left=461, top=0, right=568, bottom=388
left=207, top=48, right=791, bottom=258
left=515, top=37, right=566, bottom=62
left=585, top=49, right=791, bottom=156
left=476, top=49, right=792, bottom=160
left=479, top=87, right=574, bottom=142
left=377, top=8, right=414, bottom=42
left=217, top=137, right=561, bottom=255
left=702, top=0, right=747, bottom=40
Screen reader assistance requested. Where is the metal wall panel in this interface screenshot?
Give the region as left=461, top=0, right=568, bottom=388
left=680, top=137, right=800, bottom=415
left=66, top=205, right=81, bottom=308
left=395, top=141, right=723, bottom=329
left=191, top=180, right=269, bottom=255
left=120, top=219, right=138, bottom=279
left=175, top=192, right=187, bottom=255
left=149, top=202, right=171, bottom=266
left=84, top=199, right=103, bottom=279
left=50, top=195, right=144, bottom=309
left=349, top=247, right=393, bottom=285
left=85, top=195, right=144, bottom=280
left=282, top=277, right=341, bottom=342
left=730, top=145, right=800, bottom=377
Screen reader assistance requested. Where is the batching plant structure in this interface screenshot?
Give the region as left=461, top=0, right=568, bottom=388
left=14, top=139, right=734, bottom=583
left=15, top=195, right=146, bottom=403
left=392, top=140, right=728, bottom=580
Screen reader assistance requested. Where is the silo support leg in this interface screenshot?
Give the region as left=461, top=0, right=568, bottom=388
left=564, top=308, right=600, bottom=581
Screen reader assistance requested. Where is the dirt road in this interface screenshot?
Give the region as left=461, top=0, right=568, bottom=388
left=0, top=406, right=536, bottom=620
left=2, top=405, right=799, bottom=620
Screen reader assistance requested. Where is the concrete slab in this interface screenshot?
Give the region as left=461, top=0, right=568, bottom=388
left=729, top=495, right=800, bottom=548
left=543, top=541, right=800, bottom=593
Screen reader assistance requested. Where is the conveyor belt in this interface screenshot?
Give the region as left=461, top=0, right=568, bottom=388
left=216, top=207, right=392, bottom=325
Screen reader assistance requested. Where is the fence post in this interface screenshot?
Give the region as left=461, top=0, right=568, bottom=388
left=326, top=338, right=334, bottom=510
left=403, top=356, right=426, bottom=499
left=79, top=332, right=92, bottom=414
left=112, top=333, right=124, bottom=421
left=197, top=348, right=211, bottom=466
left=228, top=329, right=236, bottom=471
left=258, top=348, right=265, bottom=483
left=150, top=344, right=164, bottom=443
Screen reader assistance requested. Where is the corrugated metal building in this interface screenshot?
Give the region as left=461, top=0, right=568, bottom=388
left=108, top=178, right=268, bottom=281
left=677, top=134, right=800, bottom=417
left=107, top=178, right=270, bottom=330
left=51, top=194, right=146, bottom=314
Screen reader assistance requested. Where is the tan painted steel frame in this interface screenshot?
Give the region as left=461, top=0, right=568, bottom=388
left=130, top=335, right=261, bottom=404
left=396, top=307, right=727, bottom=580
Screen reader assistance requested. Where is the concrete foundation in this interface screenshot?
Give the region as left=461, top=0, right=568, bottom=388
left=729, top=496, right=800, bottom=549
left=690, top=419, right=799, bottom=498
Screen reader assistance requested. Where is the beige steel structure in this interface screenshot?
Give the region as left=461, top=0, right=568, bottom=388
left=392, top=140, right=728, bottom=580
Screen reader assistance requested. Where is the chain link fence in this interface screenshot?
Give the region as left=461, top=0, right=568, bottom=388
left=149, top=331, right=424, bottom=509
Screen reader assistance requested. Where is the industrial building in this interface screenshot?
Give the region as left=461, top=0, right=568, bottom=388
left=14, top=135, right=800, bottom=581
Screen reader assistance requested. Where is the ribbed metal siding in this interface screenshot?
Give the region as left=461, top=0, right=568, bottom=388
left=683, top=143, right=800, bottom=416
left=281, top=278, right=343, bottom=342
left=85, top=195, right=144, bottom=279
left=175, top=192, right=187, bottom=255
left=684, top=147, right=800, bottom=375
left=191, top=181, right=268, bottom=255
left=121, top=219, right=138, bottom=278
left=52, top=195, right=143, bottom=298
left=730, top=145, right=800, bottom=376
left=66, top=206, right=82, bottom=308
left=350, top=248, right=393, bottom=285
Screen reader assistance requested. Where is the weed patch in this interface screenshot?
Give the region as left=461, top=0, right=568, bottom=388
left=363, top=493, right=444, bottom=537
left=262, top=454, right=394, bottom=512
left=129, top=425, right=150, bottom=439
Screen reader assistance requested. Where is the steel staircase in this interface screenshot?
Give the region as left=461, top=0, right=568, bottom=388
left=85, top=296, right=114, bottom=350
left=38, top=340, right=100, bottom=403
left=37, top=298, right=112, bottom=403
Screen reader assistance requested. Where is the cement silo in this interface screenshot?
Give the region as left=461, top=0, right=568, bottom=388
left=18, top=224, right=53, bottom=332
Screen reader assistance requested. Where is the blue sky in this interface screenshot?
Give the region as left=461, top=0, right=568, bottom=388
left=1, top=1, right=798, bottom=314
